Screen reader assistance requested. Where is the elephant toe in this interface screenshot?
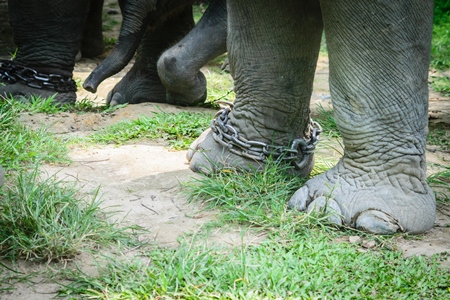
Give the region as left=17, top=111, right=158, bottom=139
left=307, top=197, right=343, bottom=226
left=107, top=91, right=124, bottom=106
left=187, top=129, right=211, bottom=162
left=288, top=186, right=311, bottom=211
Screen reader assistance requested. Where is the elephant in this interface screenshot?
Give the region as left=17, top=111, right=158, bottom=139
left=187, top=0, right=436, bottom=234
left=0, top=0, right=227, bottom=107
left=83, top=0, right=227, bottom=106
left=0, top=0, right=14, bottom=56
left=0, top=0, right=106, bottom=105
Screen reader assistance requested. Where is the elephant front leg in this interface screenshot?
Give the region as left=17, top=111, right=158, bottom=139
left=106, top=5, right=195, bottom=106
left=188, top=0, right=323, bottom=176
left=289, top=0, right=436, bottom=234
left=0, top=0, right=88, bottom=105
left=157, top=0, right=227, bottom=106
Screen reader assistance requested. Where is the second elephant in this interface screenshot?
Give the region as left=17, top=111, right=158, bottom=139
left=83, top=0, right=227, bottom=106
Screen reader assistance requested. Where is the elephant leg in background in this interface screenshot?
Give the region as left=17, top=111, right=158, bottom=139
left=1, top=0, right=88, bottom=105
left=289, top=0, right=436, bottom=234
left=188, top=0, right=323, bottom=175
left=0, top=0, right=14, bottom=56
left=157, top=0, right=227, bottom=106
left=106, top=5, right=196, bottom=105
left=81, top=0, right=105, bottom=58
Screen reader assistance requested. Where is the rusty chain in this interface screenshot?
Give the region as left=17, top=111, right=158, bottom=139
left=210, top=101, right=322, bottom=170
left=0, top=59, right=77, bottom=92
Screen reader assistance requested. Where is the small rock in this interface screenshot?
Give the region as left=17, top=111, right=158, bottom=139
left=362, top=240, right=377, bottom=249
left=348, top=236, right=361, bottom=244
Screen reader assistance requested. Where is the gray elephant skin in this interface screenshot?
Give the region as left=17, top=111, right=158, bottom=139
left=84, top=0, right=227, bottom=106
left=0, top=0, right=227, bottom=107
left=188, top=0, right=436, bottom=234
left=0, top=0, right=106, bottom=105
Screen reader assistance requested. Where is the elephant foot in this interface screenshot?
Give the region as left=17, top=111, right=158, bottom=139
left=187, top=105, right=315, bottom=177
left=187, top=129, right=266, bottom=174
left=106, top=73, right=167, bottom=106
left=288, top=159, right=436, bottom=234
left=0, top=82, right=76, bottom=106
left=158, top=52, right=208, bottom=106
left=164, top=71, right=207, bottom=106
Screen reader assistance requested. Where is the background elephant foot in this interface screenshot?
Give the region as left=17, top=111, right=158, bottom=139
left=288, top=159, right=436, bottom=234
left=106, top=71, right=167, bottom=106
left=163, top=71, right=207, bottom=106
left=0, top=83, right=76, bottom=106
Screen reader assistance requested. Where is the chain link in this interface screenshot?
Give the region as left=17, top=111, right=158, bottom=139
left=0, top=60, right=77, bottom=92
left=210, top=101, right=322, bottom=170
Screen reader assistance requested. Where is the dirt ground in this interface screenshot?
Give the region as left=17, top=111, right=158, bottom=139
left=1, top=53, right=448, bottom=299
left=2, top=2, right=450, bottom=299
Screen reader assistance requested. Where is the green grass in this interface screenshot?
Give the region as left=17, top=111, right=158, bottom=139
left=184, top=159, right=332, bottom=230
left=430, top=75, right=450, bottom=97
left=430, top=1, right=450, bottom=95
left=0, top=166, right=142, bottom=262
left=316, top=104, right=340, bottom=138
left=59, top=233, right=450, bottom=299
left=431, top=0, right=450, bottom=70
left=0, top=96, right=143, bottom=292
left=59, top=159, right=450, bottom=299
left=0, top=97, right=70, bottom=171
left=428, top=126, right=450, bottom=152
left=102, top=13, right=121, bottom=32
left=427, top=166, right=450, bottom=203
left=203, top=56, right=236, bottom=106
left=80, top=110, right=212, bottom=150
left=193, top=3, right=207, bottom=24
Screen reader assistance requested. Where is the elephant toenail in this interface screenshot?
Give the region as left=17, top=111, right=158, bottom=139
left=355, top=210, right=403, bottom=234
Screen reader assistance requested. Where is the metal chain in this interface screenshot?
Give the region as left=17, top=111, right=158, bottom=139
left=0, top=60, right=77, bottom=92
left=210, top=101, right=322, bottom=170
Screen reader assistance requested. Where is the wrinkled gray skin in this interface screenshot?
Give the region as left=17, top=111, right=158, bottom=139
left=84, top=0, right=227, bottom=106
left=0, top=0, right=105, bottom=105
left=188, top=0, right=436, bottom=234
left=1, top=0, right=224, bottom=107
left=0, top=0, right=14, bottom=56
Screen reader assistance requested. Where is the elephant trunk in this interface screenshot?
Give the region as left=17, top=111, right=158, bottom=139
left=83, top=1, right=156, bottom=93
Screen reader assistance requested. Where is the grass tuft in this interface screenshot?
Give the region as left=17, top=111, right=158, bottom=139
left=427, top=126, right=450, bottom=152
left=82, top=111, right=212, bottom=150
left=427, top=167, right=450, bottom=203
left=316, top=103, right=340, bottom=138
left=184, top=158, right=335, bottom=232
left=0, top=167, right=142, bottom=262
left=0, top=97, right=70, bottom=170
left=59, top=232, right=450, bottom=299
